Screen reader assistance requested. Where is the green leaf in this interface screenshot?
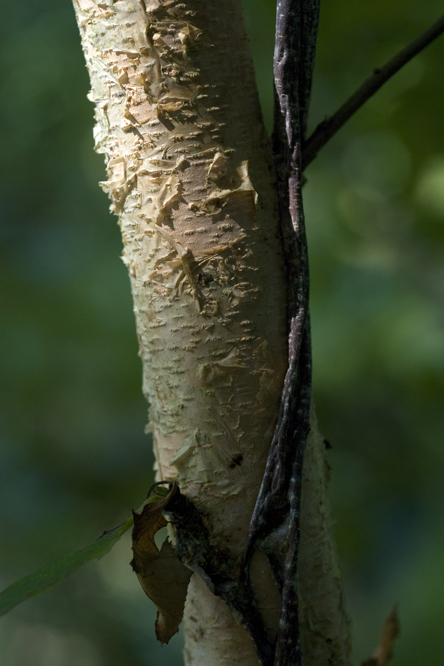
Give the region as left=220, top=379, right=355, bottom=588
left=0, top=516, right=133, bottom=617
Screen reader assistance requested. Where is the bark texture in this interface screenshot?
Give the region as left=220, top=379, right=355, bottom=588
left=72, top=0, right=287, bottom=660
left=72, top=0, right=351, bottom=664
left=298, top=412, right=351, bottom=666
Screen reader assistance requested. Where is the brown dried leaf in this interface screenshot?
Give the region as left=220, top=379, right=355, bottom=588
left=361, top=607, right=400, bottom=666
left=131, top=483, right=192, bottom=645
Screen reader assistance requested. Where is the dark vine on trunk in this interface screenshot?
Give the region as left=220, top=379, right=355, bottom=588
left=241, top=2, right=320, bottom=665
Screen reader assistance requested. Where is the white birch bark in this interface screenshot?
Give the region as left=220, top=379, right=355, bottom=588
left=298, top=412, right=352, bottom=666
left=71, top=0, right=351, bottom=663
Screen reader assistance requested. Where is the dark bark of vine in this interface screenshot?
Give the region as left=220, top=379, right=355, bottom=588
left=242, top=2, right=320, bottom=665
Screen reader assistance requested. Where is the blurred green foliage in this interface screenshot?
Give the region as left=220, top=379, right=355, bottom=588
left=1, top=1, right=443, bottom=664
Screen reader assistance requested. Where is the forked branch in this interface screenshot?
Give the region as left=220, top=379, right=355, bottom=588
left=303, top=13, right=444, bottom=169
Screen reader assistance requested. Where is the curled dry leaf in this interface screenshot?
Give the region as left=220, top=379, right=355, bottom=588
left=131, top=483, right=193, bottom=644
left=361, top=607, right=400, bottom=666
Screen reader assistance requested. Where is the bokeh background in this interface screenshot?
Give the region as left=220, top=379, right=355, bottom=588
left=1, top=0, right=444, bottom=664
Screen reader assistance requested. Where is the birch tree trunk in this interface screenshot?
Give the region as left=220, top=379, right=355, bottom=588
left=72, top=0, right=350, bottom=663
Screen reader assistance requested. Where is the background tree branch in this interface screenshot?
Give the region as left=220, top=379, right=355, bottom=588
left=303, top=12, right=444, bottom=169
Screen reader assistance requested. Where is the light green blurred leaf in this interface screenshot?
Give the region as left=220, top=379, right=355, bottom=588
left=0, top=516, right=133, bottom=617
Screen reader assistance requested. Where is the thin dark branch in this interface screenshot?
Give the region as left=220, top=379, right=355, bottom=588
left=303, top=12, right=444, bottom=170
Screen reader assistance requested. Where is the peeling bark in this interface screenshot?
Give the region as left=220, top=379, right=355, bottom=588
left=72, top=0, right=287, bottom=660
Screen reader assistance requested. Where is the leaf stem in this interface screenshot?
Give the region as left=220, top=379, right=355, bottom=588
left=303, top=13, right=444, bottom=169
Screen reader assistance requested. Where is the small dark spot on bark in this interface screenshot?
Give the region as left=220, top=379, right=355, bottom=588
left=229, top=454, right=243, bottom=468
left=324, top=439, right=332, bottom=449
left=196, top=272, right=214, bottom=286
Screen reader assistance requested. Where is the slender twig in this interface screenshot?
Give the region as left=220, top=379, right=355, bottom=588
left=303, top=12, right=444, bottom=170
